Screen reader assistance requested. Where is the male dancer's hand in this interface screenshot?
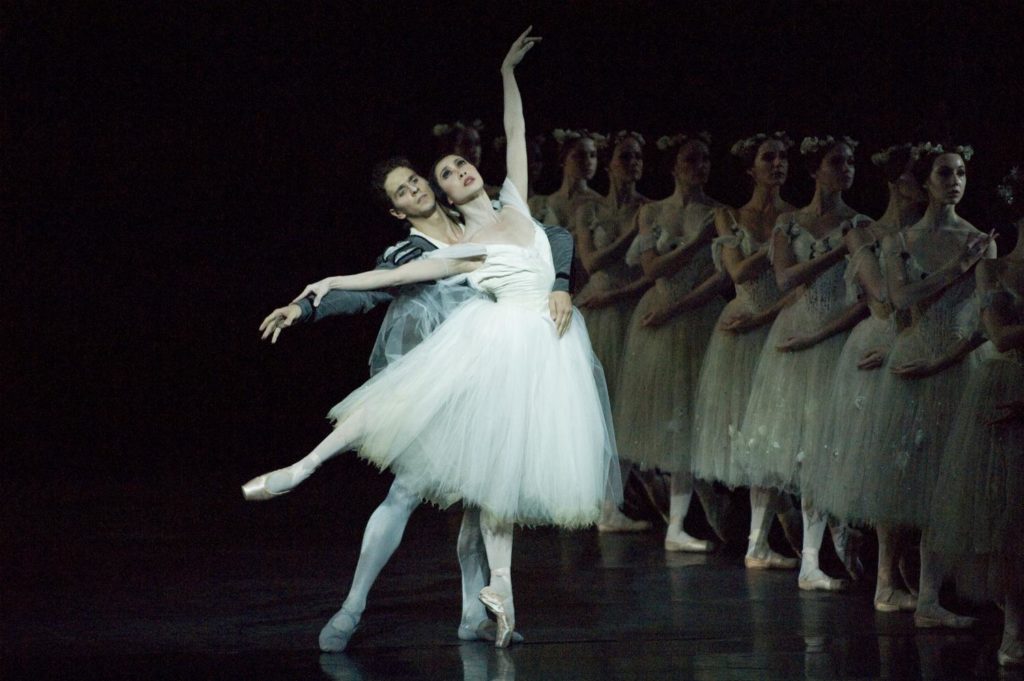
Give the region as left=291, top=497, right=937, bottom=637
left=260, top=304, right=302, bottom=344
left=548, top=291, right=572, bottom=337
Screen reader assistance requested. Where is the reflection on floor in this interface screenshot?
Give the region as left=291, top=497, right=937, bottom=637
left=4, top=474, right=1017, bottom=680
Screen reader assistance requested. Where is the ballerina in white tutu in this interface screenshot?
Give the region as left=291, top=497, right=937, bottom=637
left=242, top=28, right=621, bottom=648
left=688, top=132, right=800, bottom=569
left=928, top=188, right=1024, bottom=666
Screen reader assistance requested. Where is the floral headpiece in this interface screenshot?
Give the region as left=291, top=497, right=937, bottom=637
left=870, top=143, right=912, bottom=167
left=432, top=119, right=484, bottom=137
left=729, top=131, right=793, bottom=157
left=609, top=130, right=646, bottom=149
left=656, top=131, right=712, bottom=151
left=551, top=128, right=607, bottom=149
left=799, top=135, right=859, bottom=155
left=909, top=141, right=974, bottom=162
left=997, top=166, right=1023, bottom=206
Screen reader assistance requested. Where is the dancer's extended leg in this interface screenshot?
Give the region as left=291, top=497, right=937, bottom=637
left=914, top=544, right=976, bottom=628
left=664, top=471, right=712, bottom=552
left=874, top=525, right=916, bottom=612
left=745, top=486, right=798, bottom=569
left=478, top=511, right=515, bottom=648
left=243, top=410, right=366, bottom=499
left=318, top=477, right=419, bottom=652
left=798, top=500, right=848, bottom=591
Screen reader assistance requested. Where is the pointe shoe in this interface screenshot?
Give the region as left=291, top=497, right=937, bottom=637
left=798, top=570, right=849, bottom=592
left=664, top=535, right=714, bottom=553
left=458, top=620, right=524, bottom=643
left=478, top=587, right=515, bottom=648
left=913, top=610, right=978, bottom=629
left=745, top=551, right=799, bottom=570
left=318, top=607, right=361, bottom=653
left=873, top=587, right=917, bottom=612
left=241, top=473, right=290, bottom=501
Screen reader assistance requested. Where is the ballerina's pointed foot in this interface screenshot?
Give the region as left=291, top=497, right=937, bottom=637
left=745, top=551, right=799, bottom=570
left=912, top=606, right=977, bottom=629
left=241, top=461, right=317, bottom=501
left=458, top=619, right=524, bottom=644
left=873, top=587, right=917, bottom=612
left=798, top=568, right=849, bottom=592
left=478, top=587, right=515, bottom=648
left=664, top=531, right=714, bottom=553
left=319, top=607, right=361, bottom=653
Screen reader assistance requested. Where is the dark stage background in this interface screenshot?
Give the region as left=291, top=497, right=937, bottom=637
left=4, top=0, right=1024, bottom=648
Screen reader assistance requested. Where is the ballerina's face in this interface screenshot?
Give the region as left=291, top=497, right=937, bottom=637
left=434, top=155, right=484, bottom=205
left=608, top=137, right=644, bottom=183
left=814, top=143, right=855, bottom=192
left=750, top=139, right=788, bottom=187
left=925, top=153, right=967, bottom=206
left=564, top=138, right=598, bottom=181
left=384, top=167, right=436, bottom=218
left=674, top=140, right=711, bottom=188
left=453, top=127, right=483, bottom=167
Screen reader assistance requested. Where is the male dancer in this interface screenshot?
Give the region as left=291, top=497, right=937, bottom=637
left=258, top=157, right=574, bottom=652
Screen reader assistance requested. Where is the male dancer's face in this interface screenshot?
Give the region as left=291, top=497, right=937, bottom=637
left=384, top=167, right=437, bottom=220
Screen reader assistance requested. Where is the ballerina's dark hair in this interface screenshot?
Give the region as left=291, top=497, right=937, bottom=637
left=870, top=144, right=915, bottom=184
left=799, top=135, right=859, bottom=176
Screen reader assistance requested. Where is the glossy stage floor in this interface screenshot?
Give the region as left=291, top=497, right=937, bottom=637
left=4, top=471, right=1016, bottom=681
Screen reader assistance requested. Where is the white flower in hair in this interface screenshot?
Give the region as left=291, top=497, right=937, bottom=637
left=432, top=123, right=452, bottom=137
left=613, top=130, right=646, bottom=147
left=955, top=145, right=975, bottom=161
left=801, top=135, right=859, bottom=155
left=997, top=166, right=1022, bottom=206
left=731, top=131, right=793, bottom=158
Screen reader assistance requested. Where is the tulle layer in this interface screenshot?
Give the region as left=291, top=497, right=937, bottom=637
left=577, top=270, right=637, bottom=403
left=328, top=299, right=620, bottom=529
left=846, top=327, right=973, bottom=528
left=928, top=354, right=1024, bottom=560
left=801, top=314, right=896, bottom=515
left=731, top=296, right=849, bottom=493
left=691, top=298, right=772, bottom=487
left=613, top=283, right=723, bottom=472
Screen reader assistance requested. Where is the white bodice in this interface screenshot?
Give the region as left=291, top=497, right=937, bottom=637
left=466, top=226, right=555, bottom=314
left=713, top=221, right=780, bottom=313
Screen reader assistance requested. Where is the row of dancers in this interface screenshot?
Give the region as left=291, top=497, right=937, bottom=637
left=244, top=29, right=1022, bottom=669
left=525, top=125, right=1021, bottom=668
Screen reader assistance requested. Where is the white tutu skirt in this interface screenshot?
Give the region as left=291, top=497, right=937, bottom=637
left=928, top=352, right=1024, bottom=575
left=690, top=298, right=772, bottom=487
left=577, top=270, right=637, bottom=403
left=328, top=299, right=619, bottom=529
left=733, top=297, right=849, bottom=493
left=614, top=283, right=723, bottom=472
left=801, top=314, right=896, bottom=517
left=850, top=328, right=972, bottom=528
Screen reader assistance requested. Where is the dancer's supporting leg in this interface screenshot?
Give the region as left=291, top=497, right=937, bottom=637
left=744, top=486, right=798, bottom=569
left=664, top=471, right=712, bottom=552
left=1000, top=555, right=1024, bottom=668
left=457, top=508, right=524, bottom=643
left=318, top=478, right=419, bottom=652
left=244, top=409, right=367, bottom=498
left=598, top=459, right=650, bottom=533
left=914, top=544, right=976, bottom=628
left=798, top=499, right=848, bottom=591
left=828, top=521, right=864, bottom=580
left=874, top=525, right=916, bottom=612
left=478, top=510, right=515, bottom=648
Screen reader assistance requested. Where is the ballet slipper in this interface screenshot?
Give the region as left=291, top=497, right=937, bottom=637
left=242, top=460, right=318, bottom=500
left=318, top=607, right=361, bottom=653
left=873, top=587, right=917, bottom=613
left=798, top=568, right=849, bottom=592
left=744, top=551, right=799, bottom=570
left=478, top=587, right=515, bottom=648
left=913, top=606, right=977, bottom=629
left=664, top=529, right=714, bottom=553
left=597, top=508, right=651, bottom=533
left=458, top=620, right=524, bottom=643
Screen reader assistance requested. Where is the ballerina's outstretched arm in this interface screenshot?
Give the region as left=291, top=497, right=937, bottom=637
left=500, top=26, right=541, bottom=201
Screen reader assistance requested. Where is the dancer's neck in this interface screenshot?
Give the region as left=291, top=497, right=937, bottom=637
left=410, top=208, right=465, bottom=245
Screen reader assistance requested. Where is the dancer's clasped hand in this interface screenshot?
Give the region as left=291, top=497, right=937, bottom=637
left=260, top=303, right=302, bottom=344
